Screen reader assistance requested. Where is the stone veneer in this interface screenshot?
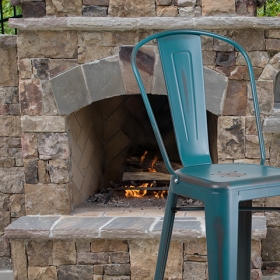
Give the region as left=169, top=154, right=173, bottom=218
left=4, top=213, right=266, bottom=279
left=1, top=0, right=280, bottom=278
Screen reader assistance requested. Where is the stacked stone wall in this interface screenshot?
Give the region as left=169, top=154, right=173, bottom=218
left=11, top=0, right=259, bottom=18
left=0, top=35, right=23, bottom=271
left=8, top=237, right=263, bottom=280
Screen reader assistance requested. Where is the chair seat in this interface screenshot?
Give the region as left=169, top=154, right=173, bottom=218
left=175, top=163, right=280, bottom=190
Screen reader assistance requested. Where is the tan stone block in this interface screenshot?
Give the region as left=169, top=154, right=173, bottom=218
left=109, top=251, right=130, bottom=263
left=216, top=66, right=262, bottom=81
left=108, top=0, right=156, bottom=17
left=38, top=133, right=70, bottom=160
left=233, top=30, right=265, bottom=52
left=78, top=46, right=118, bottom=64
left=251, top=240, right=261, bottom=269
left=21, top=133, right=38, bottom=159
left=0, top=157, right=14, bottom=168
left=41, top=80, right=59, bottom=116
left=10, top=240, right=28, bottom=280
left=77, top=252, right=109, bottom=265
left=38, top=160, right=50, bottom=183
left=245, top=135, right=261, bottom=159
left=18, top=59, right=32, bottom=80
left=49, top=59, right=78, bottom=79
left=0, top=116, right=21, bottom=137
left=156, top=6, right=178, bottom=16
left=112, top=31, right=138, bottom=45
left=9, top=194, right=26, bottom=218
left=183, top=261, right=207, bottom=279
left=53, top=240, right=76, bottom=265
left=247, top=80, right=273, bottom=115
left=0, top=167, right=24, bottom=194
left=0, top=211, right=10, bottom=233
left=57, top=265, right=94, bottom=279
left=130, top=239, right=182, bottom=280
left=28, top=266, right=57, bottom=280
left=0, top=194, right=9, bottom=212
left=93, top=275, right=103, bottom=280
left=270, top=138, right=280, bottom=167
left=47, top=159, right=70, bottom=184
left=46, top=0, right=82, bottom=16
left=91, top=239, right=128, bottom=252
left=21, top=116, right=67, bottom=133
left=236, top=51, right=269, bottom=68
left=103, top=263, right=130, bottom=276
left=156, top=0, right=172, bottom=4
left=25, top=183, right=72, bottom=215
left=18, top=31, right=78, bottom=59
left=266, top=39, right=280, bottom=51
left=78, top=32, right=113, bottom=47
left=0, top=47, right=18, bottom=86
left=0, top=87, right=18, bottom=105
left=267, top=30, right=280, bottom=39
left=19, top=79, right=42, bottom=116
left=83, top=0, right=109, bottom=5
left=0, top=234, right=10, bottom=257
left=202, top=51, right=216, bottom=65
left=26, top=240, right=53, bottom=267
left=245, top=116, right=258, bottom=135
left=202, top=0, right=235, bottom=15
left=217, top=116, right=245, bottom=160
left=184, top=239, right=207, bottom=256
left=93, top=264, right=104, bottom=274
left=222, top=80, right=247, bottom=116
left=251, top=269, right=262, bottom=280
left=76, top=240, right=91, bottom=252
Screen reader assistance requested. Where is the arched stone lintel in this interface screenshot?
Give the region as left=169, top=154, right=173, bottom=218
left=50, top=47, right=228, bottom=116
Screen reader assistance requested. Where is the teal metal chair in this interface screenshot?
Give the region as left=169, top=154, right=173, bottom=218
left=130, top=29, right=280, bottom=280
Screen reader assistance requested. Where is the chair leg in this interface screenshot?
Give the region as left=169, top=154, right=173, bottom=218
left=237, top=200, right=252, bottom=280
left=204, top=192, right=239, bottom=280
left=154, top=191, right=178, bottom=280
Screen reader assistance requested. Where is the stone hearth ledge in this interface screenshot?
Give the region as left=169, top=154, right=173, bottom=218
left=9, top=17, right=280, bottom=31
left=5, top=215, right=266, bottom=241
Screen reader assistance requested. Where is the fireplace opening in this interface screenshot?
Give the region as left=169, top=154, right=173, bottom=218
left=69, top=94, right=218, bottom=208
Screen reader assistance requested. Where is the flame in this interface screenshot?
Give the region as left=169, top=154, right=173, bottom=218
left=148, top=156, right=158, bottom=172
left=125, top=152, right=167, bottom=198
left=125, top=183, right=149, bottom=198
left=154, top=190, right=167, bottom=199
left=140, top=151, right=148, bottom=166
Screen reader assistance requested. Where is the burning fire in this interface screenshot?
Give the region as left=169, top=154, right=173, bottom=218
left=125, top=183, right=150, bottom=198
left=125, top=152, right=167, bottom=198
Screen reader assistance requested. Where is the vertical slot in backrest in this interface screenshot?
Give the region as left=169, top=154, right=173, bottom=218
left=157, top=34, right=212, bottom=167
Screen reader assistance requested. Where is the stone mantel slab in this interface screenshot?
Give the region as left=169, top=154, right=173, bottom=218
left=5, top=215, right=266, bottom=241
left=9, top=17, right=280, bottom=31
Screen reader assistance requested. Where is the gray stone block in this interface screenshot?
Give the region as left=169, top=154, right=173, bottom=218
left=101, top=217, right=154, bottom=238
left=82, top=56, right=125, bottom=103
left=0, top=270, right=13, bottom=280
left=203, top=67, right=228, bottom=116
left=5, top=215, right=60, bottom=239
left=263, top=117, right=280, bottom=134
left=50, top=66, right=90, bottom=115
left=52, top=216, right=112, bottom=238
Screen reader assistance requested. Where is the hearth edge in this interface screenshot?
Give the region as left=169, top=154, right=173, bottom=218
left=5, top=214, right=266, bottom=241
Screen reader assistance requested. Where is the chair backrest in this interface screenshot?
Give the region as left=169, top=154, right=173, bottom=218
left=131, top=30, right=265, bottom=175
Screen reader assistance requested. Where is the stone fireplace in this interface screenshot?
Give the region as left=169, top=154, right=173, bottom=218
left=2, top=0, right=280, bottom=279
left=48, top=46, right=227, bottom=207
